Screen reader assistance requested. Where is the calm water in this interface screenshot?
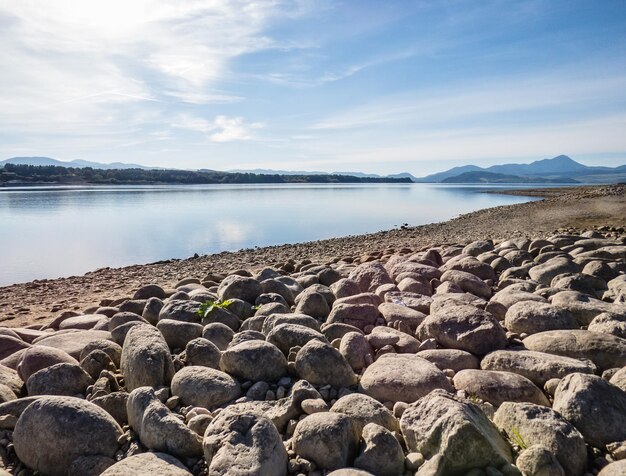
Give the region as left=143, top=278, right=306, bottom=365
left=0, top=183, right=544, bottom=286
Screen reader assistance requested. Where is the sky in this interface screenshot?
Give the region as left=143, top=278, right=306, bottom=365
left=1, top=0, right=625, bottom=176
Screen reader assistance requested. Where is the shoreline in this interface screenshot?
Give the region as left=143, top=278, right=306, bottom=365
left=1, top=183, right=624, bottom=328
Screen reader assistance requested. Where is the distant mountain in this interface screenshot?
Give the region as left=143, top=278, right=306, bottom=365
left=441, top=171, right=579, bottom=184
left=416, top=155, right=626, bottom=184
left=0, top=156, right=162, bottom=170
left=227, top=168, right=419, bottom=181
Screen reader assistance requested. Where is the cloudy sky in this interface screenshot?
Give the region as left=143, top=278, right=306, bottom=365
left=1, top=0, right=625, bottom=175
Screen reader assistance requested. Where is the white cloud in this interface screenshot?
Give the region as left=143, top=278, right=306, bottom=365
left=172, top=115, right=264, bottom=142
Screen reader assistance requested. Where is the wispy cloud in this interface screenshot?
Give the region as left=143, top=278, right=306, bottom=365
left=172, top=115, right=264, bottom=142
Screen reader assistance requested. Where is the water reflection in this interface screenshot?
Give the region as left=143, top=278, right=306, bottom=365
left=0, top=183, right=541, bottom=285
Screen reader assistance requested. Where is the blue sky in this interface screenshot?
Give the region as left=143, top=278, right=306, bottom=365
left=1, top=0, right=625, bottom=175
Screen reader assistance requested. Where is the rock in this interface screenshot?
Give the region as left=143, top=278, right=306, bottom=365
left=598, top=460, right=626, bottom=476
left=516, top=446, right=565, bottom=476
left=110, top=320, right=143, bottom=346
left=327, top=303, right=380, bottom=331
left=261, top=278, right=296, bottom=305
left=267, top=323, right=328, bottom=356
left=553, top=372, right=626, bottom=447
left=157, top=319, right=203, bottom=350
left=228, top=329, right=265, bottom=347
left=390, top=261, right=442, bottom=282
left=203, top=409, right=288, bottom=476
left=360, top=353, right=453, bottom=403
left=378, top=303, right=426, bottom=329
left=171, top=366, right=241, bottom=408
left=0, top=364, right=23, bottom=397
left=261, top=313, right=321, bottom=334
left=127, top=386, right=203, bottom=458
left=80, top=340, right=122, bottom=367
left=464, top=240, right=495, bottom=256
left=91, top=391, right=128, bottom=425
left=101, top=452, right=192, bottom=476
left=185, top=337, right=221, bottom=368
left=417, top=304, right=507, bottom=355
left=588, top=312, right=626, bottom=339
left=58, top=314, right=108, bottom=330
left=369, top=326, right=420, bottom=353
left=397, top=277, right=432, bottom=296
left=13, top=396, right=122, bottom=476
left=133, top=284, right=166, bottom=300
left=202, top=322, right=235, bottom=350
left=493, top=402, right=587, bottom=476
left=218, top=275, right=263, bottom=303
left=401, top=390, right=512, bottom=474
left=295, top=340, right=357, bottom=387
left=339, top=332, right=373, bottom=371
left=330, top=393, right=400, bottom=433
left=142, top=297, right=164, bottom=325
left=528, top=257, right=579, bottom=286
left=201, top=305, right=241, bottom=330
left=331, top=278, right=362, bottom=299
left=293, top=412, right=360, bottom=470
left=453, top=369, right=550, bottom=407
left=26, top=362, right=93, bottom=396
left=295, top=291, right=331, bottom=320
left=610, top=366, right=626, bottom=392
left=481, top=350, right=597, bottom=386
left=17, top=345, right=78, bottom=381
left=504, top=302, right=578, bottom=335
left=353, top=423, right=405, bottom=476
left=416, top=349, right=480, bottom=372
left=523, top=330, right=626, bottom=371
left=322, top=323, right=364, bottom=342
left=348, top=262, right=394, bottom=292
left=385, top=291, right=432, bottom=313
left=221, top=340, right=287, bottom=382
left=440, top=269, right=491, bottom=299
left=121, top=324, right=175, bottom=391
left=158, top=300, right=202, bottom=323
left=550, top=290, right=618, bottom=325
left=0, top=383, right=16, bottom=403
left=34, top=329, right=112, bottom=359
left=68, top=455, right=116, bottom=476
left=301, top=398, right=329, bottom=414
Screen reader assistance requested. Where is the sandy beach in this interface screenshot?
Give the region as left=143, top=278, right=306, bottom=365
left=1, top=184, right=624, bottom=328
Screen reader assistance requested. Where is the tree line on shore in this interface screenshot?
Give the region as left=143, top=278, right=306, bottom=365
left=0, top=164, right=411, bottom=185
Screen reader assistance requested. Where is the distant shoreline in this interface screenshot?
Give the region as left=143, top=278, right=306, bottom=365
left=1, top=183, right=624, bottom=328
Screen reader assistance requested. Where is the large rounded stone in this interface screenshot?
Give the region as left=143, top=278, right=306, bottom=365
left=218, top=275, right=263, bottom=304
left=158, top=300, right=202, bottom=323
left=121, top=324, right=175, bottom=391
left=348, top=262, right=394, bottom=292
left=504, top=302, right=578, bottom=335
left=493, top=402, right=587, bottom=476
left=416, top=349, right=480, bottom=372
left=330, top=393, right=400, bottom=433
left=17, top=345, right=78, bottom=382
left=13, top=396, right=122, bottom=476
left=293, top=412, right=360, bottom=471
left=185, top=338, right=221, bottom=369
left=101, top=452, right=191, bottom=476
left=156, top=319, right=203, bottom=350
left=528, top=257, right=579, bottom=286
left=26, top=362, right=93, bottom=396
left=353, top=423, right=405, bottom=476
left=295, top=340, right=357, bottom=388
left=266, top=323, right=328, bottom=356
left=359, top=353, right=453, bottom=403
left=35, top=330, right=112, bottom=359
left=171, top=366, right=241, bottom=409
left=453, top=369, right=550, bottom=407
left=221, top=340, right=287, bottom=382
left=203, top=409, right=287, bottom=476
left=440, top=269, right=491, bottom=299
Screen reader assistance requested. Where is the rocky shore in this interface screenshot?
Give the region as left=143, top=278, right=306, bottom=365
left=0, top=184, right=626, bottom=475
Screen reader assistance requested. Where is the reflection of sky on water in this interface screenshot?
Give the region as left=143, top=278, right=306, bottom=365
left=0, top=184, right=542, bottom=285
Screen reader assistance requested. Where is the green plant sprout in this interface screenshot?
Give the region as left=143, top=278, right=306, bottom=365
left=197, top=299, right=234, bottom=317
left=510, top=426, right=528, bottom=450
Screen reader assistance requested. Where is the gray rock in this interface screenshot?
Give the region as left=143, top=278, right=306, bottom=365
left=293, top=412, right=360, bottom=470
left=516, top=446, right=565, bottom=476
left=330, top=393, right=400, bottom=433
left=493, top=402, right=587, bottom=476
left=171, top=366, right=241, bottom=409
left=13, top=396, right=122, bottom=476
left=58, top=314, right=108, bottom=330
left=295, top=291, right=331, bottom=320
left=417, top=304, right=507, bottom=355
left=553, top=372, right=626, bottom=447
left=348, top=262, right=394, bottom=292
left=359, top=353, right=453, bottom=403
left=331, top=278, right=362, bottom=299
left=523, top=330, right=626, bottom=371
left=101, top=452, right=192, bottom=476
left=203, top=409, right=287, bottom=476
left=327, top=303, right=380, bottom=331
left=267, top=323, right=328, bottom=356
left=378, top=303, right=426, bottom=330
left=202, top=322, right=235, bottom=350
left=322, top=323, right=364, bottom=342
left=598, top=460, right=626, bottom=476
left=481, top=350, right=597, bottom=386
left=228, top=330, right=265, bottom=348
left=453, top=369, right=550, bottom=407
left=528, top=257, right=579, bottom=286
left=185, top=337, right=221, bottom=368
left=440, top=269, right=492, bottom=299
left=400, top=390, right=512, bottom=475
left=34, top=329, right=112, bottom=359
left=158, top=300, right=201, bottom=323
left=127, top=386, right=203, bottom=458
left=221, top=340, right=287, bottom=382
left=157, top=319, right=203, bottom=349
left=201, top=305, right=241, bottom=330
left=142, top=297, right=164, bottom=325
left=339, top=332, right=373, bottom=371
left=0, top=383, right=16, bottom=403
left=354, top=423, right=405, bottom=476
left=68, top=455, right=116, bottom=476
left=26, top=362, right=94, bottom=396
left=261, top=278, right=295, bottom=305
left=79, top=339, right=122, bottom=367
left=17, top=345, right=78, bottom=382
left=369, top=326, right=420, bottom=353
left=389, top=261, right=441, bottom=282
left=550, top=290, right=618, bottom=325
left=385, top=291, right=432, bottom=314
left=588, top=312, right=626, bottom=338
left=261, top=313, right=321, bottom=334
left=609, top=366, right=626, bottom=392
left=91, top=391, right=128, bottom=425
left=504, top=302, right=578, bottom=335
left=295, top=340, right=357, bottom=387
left=121, top=324, right=175, bottom=391
left=218, top=275, right=263, bottom=304
left=416, top=349, right=480, bottom=372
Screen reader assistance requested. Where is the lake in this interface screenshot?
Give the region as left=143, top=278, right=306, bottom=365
left=0, top=183, right=545, bottom=286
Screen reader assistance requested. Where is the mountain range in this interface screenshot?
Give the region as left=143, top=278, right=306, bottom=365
left=2, top=154, right=625, bottom=184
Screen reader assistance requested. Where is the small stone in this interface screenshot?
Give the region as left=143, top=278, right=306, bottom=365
left=405, top=452, right=425, bottom=470
left=301, top=398, right=329, bottom=415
